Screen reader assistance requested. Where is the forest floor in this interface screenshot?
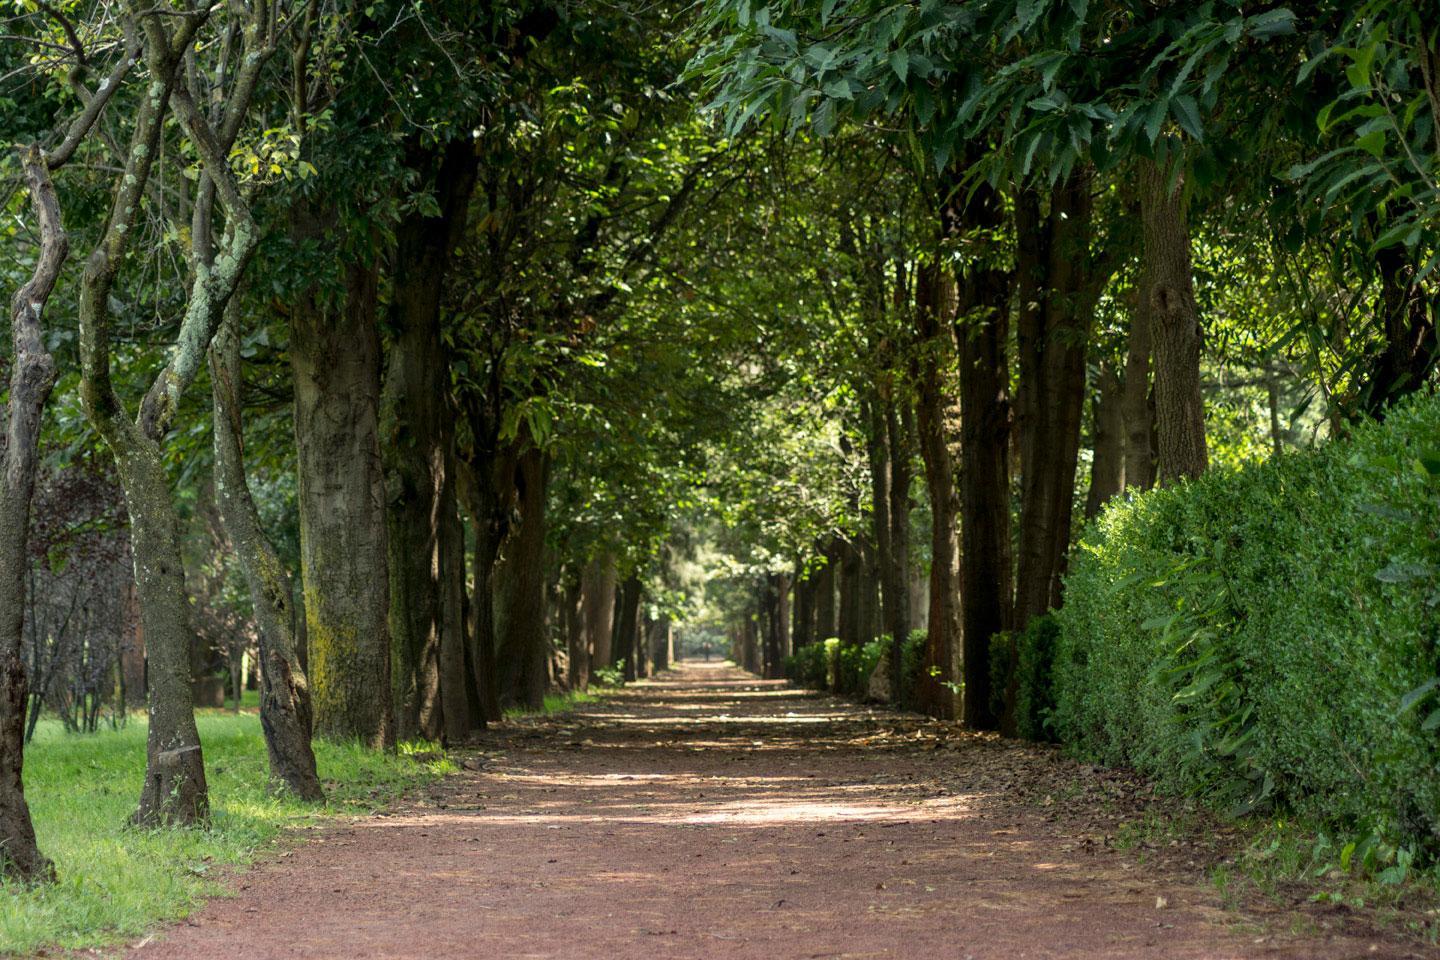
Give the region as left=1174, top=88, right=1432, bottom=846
left=125, top=662, right=1434, bottom=960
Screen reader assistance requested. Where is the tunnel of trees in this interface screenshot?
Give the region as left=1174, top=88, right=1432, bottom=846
left=1, top=0, right=1438, bottom=921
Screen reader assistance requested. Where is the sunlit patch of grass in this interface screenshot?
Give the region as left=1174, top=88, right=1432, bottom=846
left=504, top=690, right=599, bottom=718
left=0, top=713, right=450, bottom=955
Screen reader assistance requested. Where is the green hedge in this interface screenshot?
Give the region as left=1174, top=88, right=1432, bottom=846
left=1054, top=395, right=1440, bottom=855
left=785, top=631, right=929, bottom=710
left=989, top=615, right=1060, bottom=742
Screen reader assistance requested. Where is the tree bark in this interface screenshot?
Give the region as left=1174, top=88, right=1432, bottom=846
left=615, top=576, right=642, bottom=682
left=456, top=400, right=511, bottom=725
left=210, top=304, right=322, bottom=799
left=291, top=261, right=395, bottom=747
left=495, top=444, right=549, bottom=710
left=1363, top=244, right=1438, bottom=417
left=812, top=540, right=838, bottom=644
left=1013, top=176, right=1102, bottom=629
left=381, top=139, right=476, bottom=742
left=1085, top=361, right=1126, bottom=519
left=564, top=573, right=588, bottom=692
left=1140, top=158, right=1208, bottom=485
left=791, top=562, right=814, bottom=650
left=1122, top=291, right=1157, bottom=491
left=944, top=173, right=1014, bottom=731
left=0, top=147, right=63, bottom=882
left=436, top=465, right=471, bottom=741
left=884, top=400, right=912, bottom=703
left=912, top=263, right=962, bottom=721
left=581, top=553, right=617, bottom=681
left=78, top=9, right=256, bottom=823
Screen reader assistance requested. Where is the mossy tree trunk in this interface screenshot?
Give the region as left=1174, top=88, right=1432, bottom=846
left=209, top=305, right=322, bottom=800
left=79, top=5, right=270, bottom=825
left=291, top=260, right=395, bottom=748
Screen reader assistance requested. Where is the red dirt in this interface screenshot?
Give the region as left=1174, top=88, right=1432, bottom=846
left=128, top=662, right=1430, bottom=959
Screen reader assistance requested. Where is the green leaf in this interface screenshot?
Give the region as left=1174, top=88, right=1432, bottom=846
left=1170, top=95, right=1204, bottom=141
left=1398, top=677, right=1439, bottom=715
left=889, top=49, right=909, bottom=83
left=1356, top=128, right=1385, bottom=159
left=1422, top=707, right=1440, bottom=732
left=1143, top=98, right=1169, bottom=144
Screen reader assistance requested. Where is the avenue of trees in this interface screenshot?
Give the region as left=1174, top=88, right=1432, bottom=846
left=2, top=0, right=1437, bottom=883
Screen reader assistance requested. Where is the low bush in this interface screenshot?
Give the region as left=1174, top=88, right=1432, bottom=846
left=785, top=641, right=830, bottom=690
left=895, top=629, right=929, bottom=711
left=787, top=631, right=928, bottom=711
left=1054, top=395, right=1440, bottom=864
left=988, top=615, right=1060, bottom=742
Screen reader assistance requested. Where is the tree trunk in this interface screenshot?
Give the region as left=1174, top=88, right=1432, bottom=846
left=381, top=140, right=475, bottom=743
left=582, top=553, right=617, bottom=680
left=496, top=444, right=549, bottom=710
left=866, top=400, right=896, bottom=692
left=884, top=402, right=913, bottom=703
left=291, top=261, right=395, bottom=747
left=1140, top=158, right=1208, bottom=485
left=456, top=410, right=510, bottom=725
left=812, top=541, right=838, bottom=644
left=769, top=573, right=790, bottom=679
left=836, top=537, right=863, bottom=654
left=791, top=562, right=814, bottom=650
left=1122, top=283, right=1157, bottom=491
left=1363, top=244, right=1438, bottom=417
left=912, top=263, right=962, bottom=721
left=210, top=304, right=322, bottom=800
left=565, top=574, right=588, bottom=692
left=615, top=576, right=641, bottom=682
left=944, top=170, right=1014, bottom=731
left=0, top=148, right=62, bottom=882
left=1013, top=176, right=1100, bottom=629
left=1085, top=361, right=1126, bottom=519
left=437, top=467, right=471, bottom=741
left=652, top=616, right=672, bottom=672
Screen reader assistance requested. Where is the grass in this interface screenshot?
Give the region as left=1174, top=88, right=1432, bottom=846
left=503, top=689, right=599, bottom=718
left=0, top=710, right=454, bottom=955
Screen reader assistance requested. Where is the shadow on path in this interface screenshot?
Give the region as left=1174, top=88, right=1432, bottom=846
left=129, top=661, right=1424, bottom=960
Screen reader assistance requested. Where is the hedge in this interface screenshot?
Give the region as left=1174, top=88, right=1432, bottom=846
left=1052, top=394, right=1440, bottom=856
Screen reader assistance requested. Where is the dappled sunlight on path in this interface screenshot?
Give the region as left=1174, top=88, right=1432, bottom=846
left=128, top=661, right=1424, bottom=960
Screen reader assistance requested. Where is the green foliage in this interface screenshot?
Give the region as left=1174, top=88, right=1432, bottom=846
left=0, top=713, right=451, bottom=954
left=785, top=641, right=830, bottom=690
left=592, top=662, right=627, bottom=688
left=989, top=615, right=1060, bottom=742
left=1054, top=394, right=1440, bottom=856
left=787, top=631, right=928, bottom=712
left=894, top=629, right=930, bottom=712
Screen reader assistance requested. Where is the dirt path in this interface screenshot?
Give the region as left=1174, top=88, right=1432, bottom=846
left=129, top=662, right=1426, bottom=959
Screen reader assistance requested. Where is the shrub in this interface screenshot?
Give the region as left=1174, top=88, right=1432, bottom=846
left=989, top=615, right=1059, bottom=742
left=835, top=637, right=887, bottom=697
left=785, top=641, right=829, bottom=690
left=896, top=629, right=929, bottom=711
left=1054, top=395, right=1440, bottom=858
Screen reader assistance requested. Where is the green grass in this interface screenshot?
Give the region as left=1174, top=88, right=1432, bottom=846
left=503, top=690, right=599, bottom=718
left=0, top=711, right=454, bottom=955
